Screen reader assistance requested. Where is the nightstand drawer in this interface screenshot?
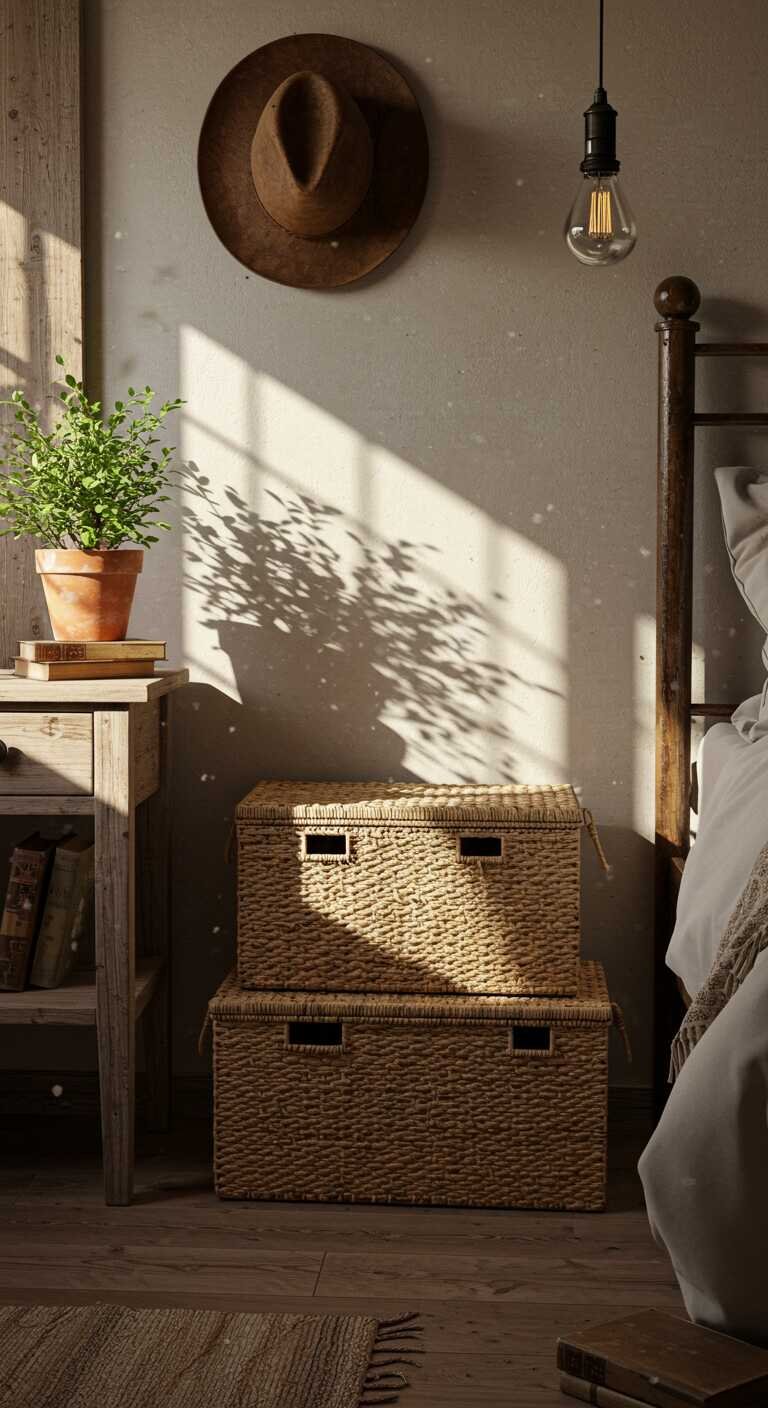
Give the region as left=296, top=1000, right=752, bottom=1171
left=0, top=713, right=93, bottom=794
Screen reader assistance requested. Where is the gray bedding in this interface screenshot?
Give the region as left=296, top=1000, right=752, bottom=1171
left=640, top=949, right=768, bottom=1345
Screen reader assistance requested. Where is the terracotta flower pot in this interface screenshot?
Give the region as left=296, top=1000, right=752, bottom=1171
left=35, top=548, right=144, bottom=641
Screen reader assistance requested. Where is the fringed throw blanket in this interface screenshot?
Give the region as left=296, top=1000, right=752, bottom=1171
left=670, top=839, right=768, bottom=1079
left=0, top=1304, right=423, bottom=1408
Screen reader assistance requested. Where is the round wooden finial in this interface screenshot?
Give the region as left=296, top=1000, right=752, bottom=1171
left=654, top=276, right=701, bottom=320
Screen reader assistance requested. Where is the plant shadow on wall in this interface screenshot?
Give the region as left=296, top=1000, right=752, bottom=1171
left=181, top=466, right=563, bottom=783
left=172, top=463, right=565, bottom=1048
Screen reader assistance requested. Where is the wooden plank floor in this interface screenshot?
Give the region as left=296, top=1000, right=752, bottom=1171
left=0, top=1107, right=681, bottom=1406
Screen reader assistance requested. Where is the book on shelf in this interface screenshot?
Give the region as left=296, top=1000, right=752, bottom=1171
left=29, top=836, right=95, bottom=989
left=15, top=658, right=155, bottom=681
left=17, top=639, right=166, bottom=663
left=71, top=872, right=95, bottom=969
left=557, top=1310, right=768, bottom=1408
left=0, top=833, right=55, bottom=991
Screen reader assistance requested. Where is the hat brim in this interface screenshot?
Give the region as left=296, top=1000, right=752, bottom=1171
left=198, top=33, right=429, bottom=289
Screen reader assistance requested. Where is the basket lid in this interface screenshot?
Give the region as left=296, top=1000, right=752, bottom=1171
left=236, top=780, right=584, bottom=825
left=208, top=960, right=612, bottom=1025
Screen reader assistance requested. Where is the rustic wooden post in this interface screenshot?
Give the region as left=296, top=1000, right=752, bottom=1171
left=94, top=708, right=136, bottom=1205
left=137, top=695, right=172, bottom=1132
left=653, top=275, right=700, bottom=1110
left=0, top=0, right=83, bottom=664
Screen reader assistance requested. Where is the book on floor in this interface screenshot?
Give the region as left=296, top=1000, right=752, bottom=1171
left=15, top=658, right=155, bottom=681
left=29, top=836, right=95, bottom=989
left=560, top=1371, right=652, bottom=1406
left=0, top=833, right=55, bottom=991
left=17, top=639, right=166, bottom=663
left=557, top=1310, right=768, bottom=1408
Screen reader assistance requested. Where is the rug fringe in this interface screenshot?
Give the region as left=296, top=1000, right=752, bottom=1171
left=360, top=1315, right=422, bottom=1406
left=370, top=1354, right=426, bottom=1365
left=377, top=1312, right=421, bottom=1330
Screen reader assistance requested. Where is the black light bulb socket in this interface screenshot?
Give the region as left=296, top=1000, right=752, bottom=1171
left=580, top=86, right=620, bottom=176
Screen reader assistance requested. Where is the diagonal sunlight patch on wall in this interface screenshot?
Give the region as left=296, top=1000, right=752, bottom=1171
left=634, top=612, right=706, bottom=842
left=0, top=202, right=32, bottom=397
left=179, top=327, right=568, bottom=784
left=0, top=214, right=81, bottom=412
left=1, top=207, right=83, bottom=661
left=633, top=614, right=655, bottom=841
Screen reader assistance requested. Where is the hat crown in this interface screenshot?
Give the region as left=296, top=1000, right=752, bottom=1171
left=251, top=70, right=373, bottom=239
left=276, top=72, right=343, bottom=191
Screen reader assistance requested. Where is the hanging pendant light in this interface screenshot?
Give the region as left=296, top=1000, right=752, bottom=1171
left=565, top=0, right=637, bottom=266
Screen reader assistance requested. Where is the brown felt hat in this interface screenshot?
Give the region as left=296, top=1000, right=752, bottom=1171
left=198, top=34, right=429, bottom=289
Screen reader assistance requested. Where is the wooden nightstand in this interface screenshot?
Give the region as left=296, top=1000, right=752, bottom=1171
left=0, top=668, right=188, bottom=1204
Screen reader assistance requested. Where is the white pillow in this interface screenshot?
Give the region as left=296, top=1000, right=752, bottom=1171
left=666, top=721, right=768, bottom=998
left=715, top=466, right=768, bottom=668
left=668, top=470, right=768, bottom=995
left=731, top=684, right=768, bottom=742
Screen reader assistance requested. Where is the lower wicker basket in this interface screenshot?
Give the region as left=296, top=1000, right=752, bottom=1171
left=207, top=960, right=615, bottom=1211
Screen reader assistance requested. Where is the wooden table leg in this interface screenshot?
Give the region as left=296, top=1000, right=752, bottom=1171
left=94, top=709, right=135, bottom=1205
left=137, top=694, right=171, bottom=1132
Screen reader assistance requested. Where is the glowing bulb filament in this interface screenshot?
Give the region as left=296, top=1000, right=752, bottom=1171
left=588, top=186, right=614, bottom=238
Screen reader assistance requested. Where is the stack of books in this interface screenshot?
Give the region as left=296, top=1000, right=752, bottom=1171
left=14, top=639, right=166, bottom=681
left=0, top=832, right=95, bottom=991
left=557, top=1310, right=768, bottom=1407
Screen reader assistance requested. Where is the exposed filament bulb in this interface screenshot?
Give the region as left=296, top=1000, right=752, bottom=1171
left=588, top=184, right=614, bottom=237
left=565, top=172, right=636, bottom=266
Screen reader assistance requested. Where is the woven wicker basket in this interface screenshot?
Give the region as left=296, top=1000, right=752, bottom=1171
left=236, top=782, right=601, bottom=996
left=208, top=959, right=613, bottom=1211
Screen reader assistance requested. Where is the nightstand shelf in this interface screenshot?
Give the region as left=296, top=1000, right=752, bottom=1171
left=0, top=957, right=163, bottom=1026
left=0, top=668, right=188, bottom=1204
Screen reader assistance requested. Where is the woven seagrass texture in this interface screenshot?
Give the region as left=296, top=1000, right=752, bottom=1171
left=0, top=1302, right=411, bottom=1408
left=211, top=961, right=610, bottom=1211
left=237, top=779, right=584, bottom=821
left=209, top=957, right=611, bottom=1023
left=237, top=822, right=581, bottom=995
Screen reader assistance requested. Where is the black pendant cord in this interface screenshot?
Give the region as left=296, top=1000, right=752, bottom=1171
left=598, top=0, right=604, bottom=91
left=580, top=0, right=619, bottom=176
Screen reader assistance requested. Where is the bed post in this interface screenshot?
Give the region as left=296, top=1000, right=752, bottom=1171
left=653, top=275, right=700, bottom=1109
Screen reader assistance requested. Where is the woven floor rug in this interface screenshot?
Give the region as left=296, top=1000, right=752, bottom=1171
left=0, top=1304, right=421, bottom=1408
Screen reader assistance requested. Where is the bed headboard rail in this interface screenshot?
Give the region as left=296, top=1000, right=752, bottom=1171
left=655, top=277, right=700, bottom=874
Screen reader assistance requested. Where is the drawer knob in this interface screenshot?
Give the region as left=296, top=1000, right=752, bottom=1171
left=0, top=740, right=7, bottom=764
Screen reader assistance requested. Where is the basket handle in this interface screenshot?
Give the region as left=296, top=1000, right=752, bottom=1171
left=508, top=1023, right=554, bottom=1057
left=198, top=1010, right=212, bottom=1056
left=286, top=1019, right=345, bottom=1052
left=302, top=833, right=351, bottom=862
left=457, top=834, right=504, bottom=862
left=611, top=1002, right=632, bottom=1062
left=583, top=808, right=611, bottom=875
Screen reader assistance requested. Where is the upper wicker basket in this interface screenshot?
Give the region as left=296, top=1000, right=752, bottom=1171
left=234, top=781, right=603, bottom=996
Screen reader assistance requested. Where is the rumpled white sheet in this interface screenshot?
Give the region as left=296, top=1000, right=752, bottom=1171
left=640, top=949, right=768, bottom=1344
left=666, top=708, right=768, bottom=998
left=646, top=465, right=768, bottom=1336
left=647, top=691, right=768, bottom=1341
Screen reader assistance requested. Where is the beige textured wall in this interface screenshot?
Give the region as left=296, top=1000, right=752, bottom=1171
left=20, top=0, right=765, bottom=1085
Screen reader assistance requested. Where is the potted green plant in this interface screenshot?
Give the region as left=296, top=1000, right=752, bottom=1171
left=0, top=360, right=184, bottom=641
